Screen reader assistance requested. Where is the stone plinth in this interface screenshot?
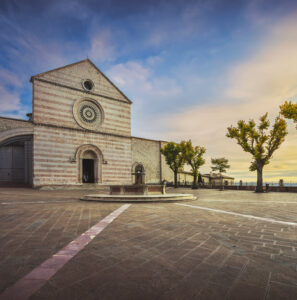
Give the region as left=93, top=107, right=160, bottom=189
left=110, top=184, right=165, bottom=195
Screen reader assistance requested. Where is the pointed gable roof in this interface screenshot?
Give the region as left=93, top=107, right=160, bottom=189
left=30, top=59, right=132, bottom=104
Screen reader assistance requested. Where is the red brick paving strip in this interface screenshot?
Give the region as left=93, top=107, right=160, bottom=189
left=0, top=204, right=131, bottom=300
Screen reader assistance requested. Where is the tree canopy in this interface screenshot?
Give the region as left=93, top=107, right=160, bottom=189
left=160, top=142, right=185, bottom=188
left=211, top=157, right=230, bottom=174
left=180, top=140, right=206, bottom=188
left=226, top=113, right=287, bottom=192
left=280, top=101, right=297, bottom=128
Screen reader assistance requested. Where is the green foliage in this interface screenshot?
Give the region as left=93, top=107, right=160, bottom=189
left=280, top=101, right=297, bottom=128
left=161, top=140, right=206, bottom=188
left=180, top=140, right=206, bottom=189
left=180, top=140, right=206, bottom=177
left=226, top=113, right=288, bottom=172
left=160, top=142, right=185, bottom=173
left=211, top=157, right=230, bottom=174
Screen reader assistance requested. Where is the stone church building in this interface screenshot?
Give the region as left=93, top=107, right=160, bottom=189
left=0, top=59, right=174, bottom=188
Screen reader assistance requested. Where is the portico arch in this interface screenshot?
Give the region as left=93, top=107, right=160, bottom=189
left=75, top=144, right=103, bottom=184
left=0, top=131, right=33, bottom=186
left=0, top=127, right=33, bottom=145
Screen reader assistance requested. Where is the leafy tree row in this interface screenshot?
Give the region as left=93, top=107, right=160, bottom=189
left=162, top=101, right=296, bottom=193
left=161, top=140, right=231, bottom=189
left=161, top=140, right=205, bottom=189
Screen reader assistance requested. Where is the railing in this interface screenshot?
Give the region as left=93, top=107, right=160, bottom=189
left=166, top=182, right=297, bottom=192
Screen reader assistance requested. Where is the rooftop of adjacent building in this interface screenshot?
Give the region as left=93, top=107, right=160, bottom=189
left=179, top=170, right=234, bottom=180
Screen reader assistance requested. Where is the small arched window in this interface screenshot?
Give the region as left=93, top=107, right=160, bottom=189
left=135, top=164, right=144, bottom=174
left=134, top=164, right=145, bottom=185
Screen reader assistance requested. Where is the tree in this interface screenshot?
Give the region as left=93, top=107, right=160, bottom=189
left=161, top=142, right=185, bottom=188
left=180, top=140, right=206, bottom=189
left=198, top=173, right=203, bottom=186
left=211, top=157, right=230, bottom=190
left=226, top=113, right=287, bottom=193
left=280, top=101, right=297, bottom=128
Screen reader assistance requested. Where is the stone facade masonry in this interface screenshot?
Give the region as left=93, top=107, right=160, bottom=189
left=0, top=59, right=175, bottom=187
left=32, top=60, right=131, bottom=137
left=33, top=125, right=132, bottom=187
left=0, top=117, right=33, bottom=133
left=132, top=138, right=174, bottom=184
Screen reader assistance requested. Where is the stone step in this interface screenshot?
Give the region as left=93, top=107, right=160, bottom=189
left=38, top=184, right=110, bottom=191
left=80, top=193, right=197, bottom=203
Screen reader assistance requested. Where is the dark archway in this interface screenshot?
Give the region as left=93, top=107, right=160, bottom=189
left=134, top=164, right=145, bottom=185
left=0, top=135, right=33, bottom=186
left=75, top=145, right=103, bottom=184
left=82, top=150, right=96, bottom=183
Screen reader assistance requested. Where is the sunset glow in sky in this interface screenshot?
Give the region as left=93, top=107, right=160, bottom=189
left=0, top=0, right=296, bottom=182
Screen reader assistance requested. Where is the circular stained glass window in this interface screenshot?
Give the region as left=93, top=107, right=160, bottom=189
left=80, top=104, right=98, bottom=123
left=73, top=99, right=104, bottom=130
left=82, top=79, right=94, bottom=91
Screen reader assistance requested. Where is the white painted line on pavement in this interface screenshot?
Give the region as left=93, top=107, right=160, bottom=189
left=175, top=203, right=297, bottom=227
left=200, top=200, right=297, bottom=204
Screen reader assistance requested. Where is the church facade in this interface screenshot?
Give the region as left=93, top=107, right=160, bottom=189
left=0, top=59, right=173, bottom=188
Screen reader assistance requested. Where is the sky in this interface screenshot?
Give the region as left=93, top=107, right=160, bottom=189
left=0, top=0, right=297, bottom=183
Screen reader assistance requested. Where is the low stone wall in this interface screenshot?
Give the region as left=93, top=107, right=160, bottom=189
left=209, top=185, right=297, bottom=193
left=168, top=183, right=297, bottom=193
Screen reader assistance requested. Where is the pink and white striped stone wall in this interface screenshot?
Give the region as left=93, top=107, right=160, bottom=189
left=33, top=125, right=132, bottom=187
left=32, top=60, right=132, bottom=187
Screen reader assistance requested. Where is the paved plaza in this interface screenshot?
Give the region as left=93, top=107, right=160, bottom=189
left=0, top=188, right=297, bottom=299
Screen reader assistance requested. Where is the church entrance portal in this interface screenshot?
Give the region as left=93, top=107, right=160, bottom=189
left=82, top=159, right=94, bottom=183
left=80, top=149, right=98, bottom=184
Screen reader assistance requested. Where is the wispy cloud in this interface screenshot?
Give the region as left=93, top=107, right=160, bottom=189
left=0, top=86, right=21, bottom=112
left=89, top=30, right=115, bottom=62
left=147, top=13, right=297, bottom=181
left=107, top=60, right=182, bottom=103
left=0, top=67, right=23, bottom=116
left=107, top=60, right=183, bottom=134
left=0, top=0, right=296, bottom=181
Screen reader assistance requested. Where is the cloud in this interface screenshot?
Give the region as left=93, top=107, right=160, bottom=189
left=0, top=68, right=22, bottom=87
left=89, top=30, right=115, bottom=62
left=0, top=86, right=21, bottom=113
left=0, top=67, right=23, bottom=115
left=108, top=61, right=151, bottom=88
left=107, top=60, right=182, bottom=107
left=224, top=17, right=297, bottom=107
left=148, top=13, right=297, bottom=182
left=107, top=60, right=185, bottom=137
left=146, top=55, right=163, bottom=66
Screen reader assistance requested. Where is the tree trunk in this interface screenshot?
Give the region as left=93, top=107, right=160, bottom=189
left=174, top=171, right=178, bottom=188
left=255, top=167, right=264, bottom=193
left=192, top=174, right=198, bottom=189
left=220, top=174, right=224, bottom=191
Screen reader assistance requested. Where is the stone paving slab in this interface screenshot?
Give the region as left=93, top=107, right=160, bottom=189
left=0, top=187, right=297, bottom=299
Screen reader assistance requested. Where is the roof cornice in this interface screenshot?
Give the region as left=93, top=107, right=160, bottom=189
left=30, top=58, right=132, bottom=104
left=32, top=78, right=132, bottom=105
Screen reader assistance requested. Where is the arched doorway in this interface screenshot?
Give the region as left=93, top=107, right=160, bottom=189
left=0, top=135, right=33, bottom=186
left=82, top=150, right=96, bottom=183
left=134, top=164, right=145, bottom=185
left=75, top=144, right=103, bottom=184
